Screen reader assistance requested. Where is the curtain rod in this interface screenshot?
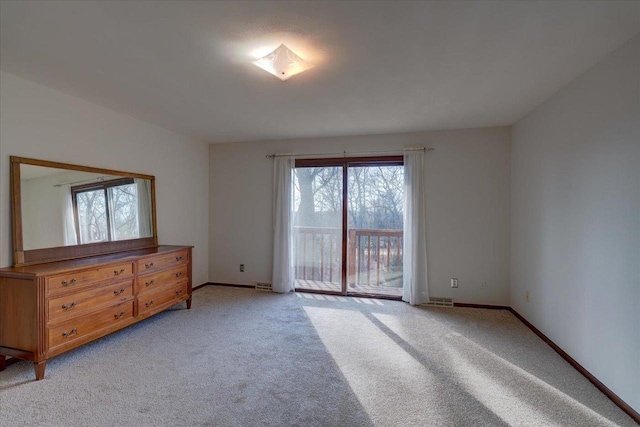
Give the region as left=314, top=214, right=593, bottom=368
left=53, top=176, right=107, bottom=188
left=265, top=147, right=434, bottom=159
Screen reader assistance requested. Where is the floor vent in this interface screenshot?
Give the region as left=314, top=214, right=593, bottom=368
left=255, top=282, right=273, bottom=291
left=424, top=297, right=454, bottom=308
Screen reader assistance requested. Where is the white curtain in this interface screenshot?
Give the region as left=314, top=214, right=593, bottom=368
left=403, top=150, right=429, bottom=305
left=272, top=156, right=295, bottom=293
left=59, top=186, right=78, bottom=246
left=135, top=178, right=153, bottom=238
left=107, top=186, right=118, bottom=240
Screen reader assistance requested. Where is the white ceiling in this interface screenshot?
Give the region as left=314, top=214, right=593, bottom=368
left=1, top=1, right=638, bottom=144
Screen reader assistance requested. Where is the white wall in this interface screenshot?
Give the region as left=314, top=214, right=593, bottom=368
left=210, top=127, right=511, bottom=305
left=511, top=35, right=640, bottom=411
left=0, top=71, right=209, bottom=286
left=22, top=172, right=68, bottom=250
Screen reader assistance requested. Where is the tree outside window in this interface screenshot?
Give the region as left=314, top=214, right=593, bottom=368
left=72, top=178, right=140, bottom=244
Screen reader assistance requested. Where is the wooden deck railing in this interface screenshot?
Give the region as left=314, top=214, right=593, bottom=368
left=293, top=226, right=403, bottom=288
left=348, top=228, right=403, bottom=288
left=294, top=226, right=342, bottom=284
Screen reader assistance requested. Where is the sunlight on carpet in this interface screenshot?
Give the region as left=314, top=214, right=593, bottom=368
left=372, top=312, right=622, bottom=427
left=304, top=306, right=455, bottom=425
left=300, top=299, right=632, bottom=427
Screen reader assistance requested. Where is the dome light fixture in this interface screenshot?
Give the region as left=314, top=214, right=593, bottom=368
left=252, top=44, right=314, bottom=81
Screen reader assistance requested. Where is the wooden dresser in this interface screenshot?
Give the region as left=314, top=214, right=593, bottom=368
left=0, top=245, right=192, bottom=380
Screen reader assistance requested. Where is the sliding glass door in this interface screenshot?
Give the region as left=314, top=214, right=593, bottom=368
left=347, top=164, right=404, bottom=297
left=293, top=157, right=403, bottom=298
left=293, top=165, right=343, bottom=293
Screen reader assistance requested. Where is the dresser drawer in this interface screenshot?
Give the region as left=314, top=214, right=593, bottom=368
left=138, top=265, right=188, bottom=294
left=48, top=280, right=133, bottom=322
left=46, top=262, right=134, bottom=296
left=48, top=301, right=134, bottom=349
left=137, top=249, right=188, bottom=274
left=138, top=281, right=188, bottom=315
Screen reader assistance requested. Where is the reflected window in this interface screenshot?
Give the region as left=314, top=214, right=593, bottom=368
left=72, top=178, right=139, bottom=244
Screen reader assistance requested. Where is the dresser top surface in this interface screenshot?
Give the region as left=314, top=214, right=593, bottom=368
left=0, top=245, right=192, bottom=276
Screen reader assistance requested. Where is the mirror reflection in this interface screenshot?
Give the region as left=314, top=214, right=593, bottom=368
left=21, top=164, right=153, bottom=251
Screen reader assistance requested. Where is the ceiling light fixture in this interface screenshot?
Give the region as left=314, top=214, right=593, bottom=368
left=252, top=44, right=314, bottom=81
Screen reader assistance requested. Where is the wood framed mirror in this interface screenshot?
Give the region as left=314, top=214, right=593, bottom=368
left=10, top=156, right=158, bottom=266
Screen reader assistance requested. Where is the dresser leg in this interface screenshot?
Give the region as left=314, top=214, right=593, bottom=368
left=0, top=355, right=6, bottom=371
left=34, top=361, right=46, bottom=380
left=186, top=297, right=192, bottom=309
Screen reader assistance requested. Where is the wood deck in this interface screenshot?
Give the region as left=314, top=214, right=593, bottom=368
left=295, top=280, right=403, bottom=297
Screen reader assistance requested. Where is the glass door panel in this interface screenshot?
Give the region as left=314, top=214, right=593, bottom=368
left=347, top=165, right=404, bottom=297
left=293, top=166, right=343, bottom=293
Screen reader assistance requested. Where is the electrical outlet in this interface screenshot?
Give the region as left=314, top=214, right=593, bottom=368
left=481, top=281, right=487, bottom=289
left=526, top=291, right=530, bottom=303
left=451, top=278, right=458, bottom=288
left=240, top=264, right=245, bottom=272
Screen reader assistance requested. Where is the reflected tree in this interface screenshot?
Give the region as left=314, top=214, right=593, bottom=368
left=74, top=180, right=139, bottom=244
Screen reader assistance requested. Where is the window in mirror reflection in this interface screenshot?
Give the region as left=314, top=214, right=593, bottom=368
left=72, top=178, right=141, bottom=244
left=20, top=164, right=154, bottom=250
left=109, top=183, right=140, bottom=240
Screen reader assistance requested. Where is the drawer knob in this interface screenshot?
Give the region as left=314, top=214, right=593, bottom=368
left=144, top=262, right=155, bottom=269
left=114, top=288, right=126, bottom=296
left=113, top=268, right=125, bottom=276
left=62, top=328, right=77, bottom=338
left=175, top=289, right=183, bottom=296
left=145, top=279, right=155, bottom=287
left=61, top=301, right=77, bottom=310
left=62, top=278, right=77, bottom=286
left=175, top=256, right=184, bottom=261
left=145, top=300, right=154, bottom=308
left=175, top=272, right=183, bottom=278
left=114, top=311, right=125, bottom=320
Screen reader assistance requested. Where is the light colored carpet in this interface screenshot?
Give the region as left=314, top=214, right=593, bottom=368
left=0, top=286, right=636, bottom=427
